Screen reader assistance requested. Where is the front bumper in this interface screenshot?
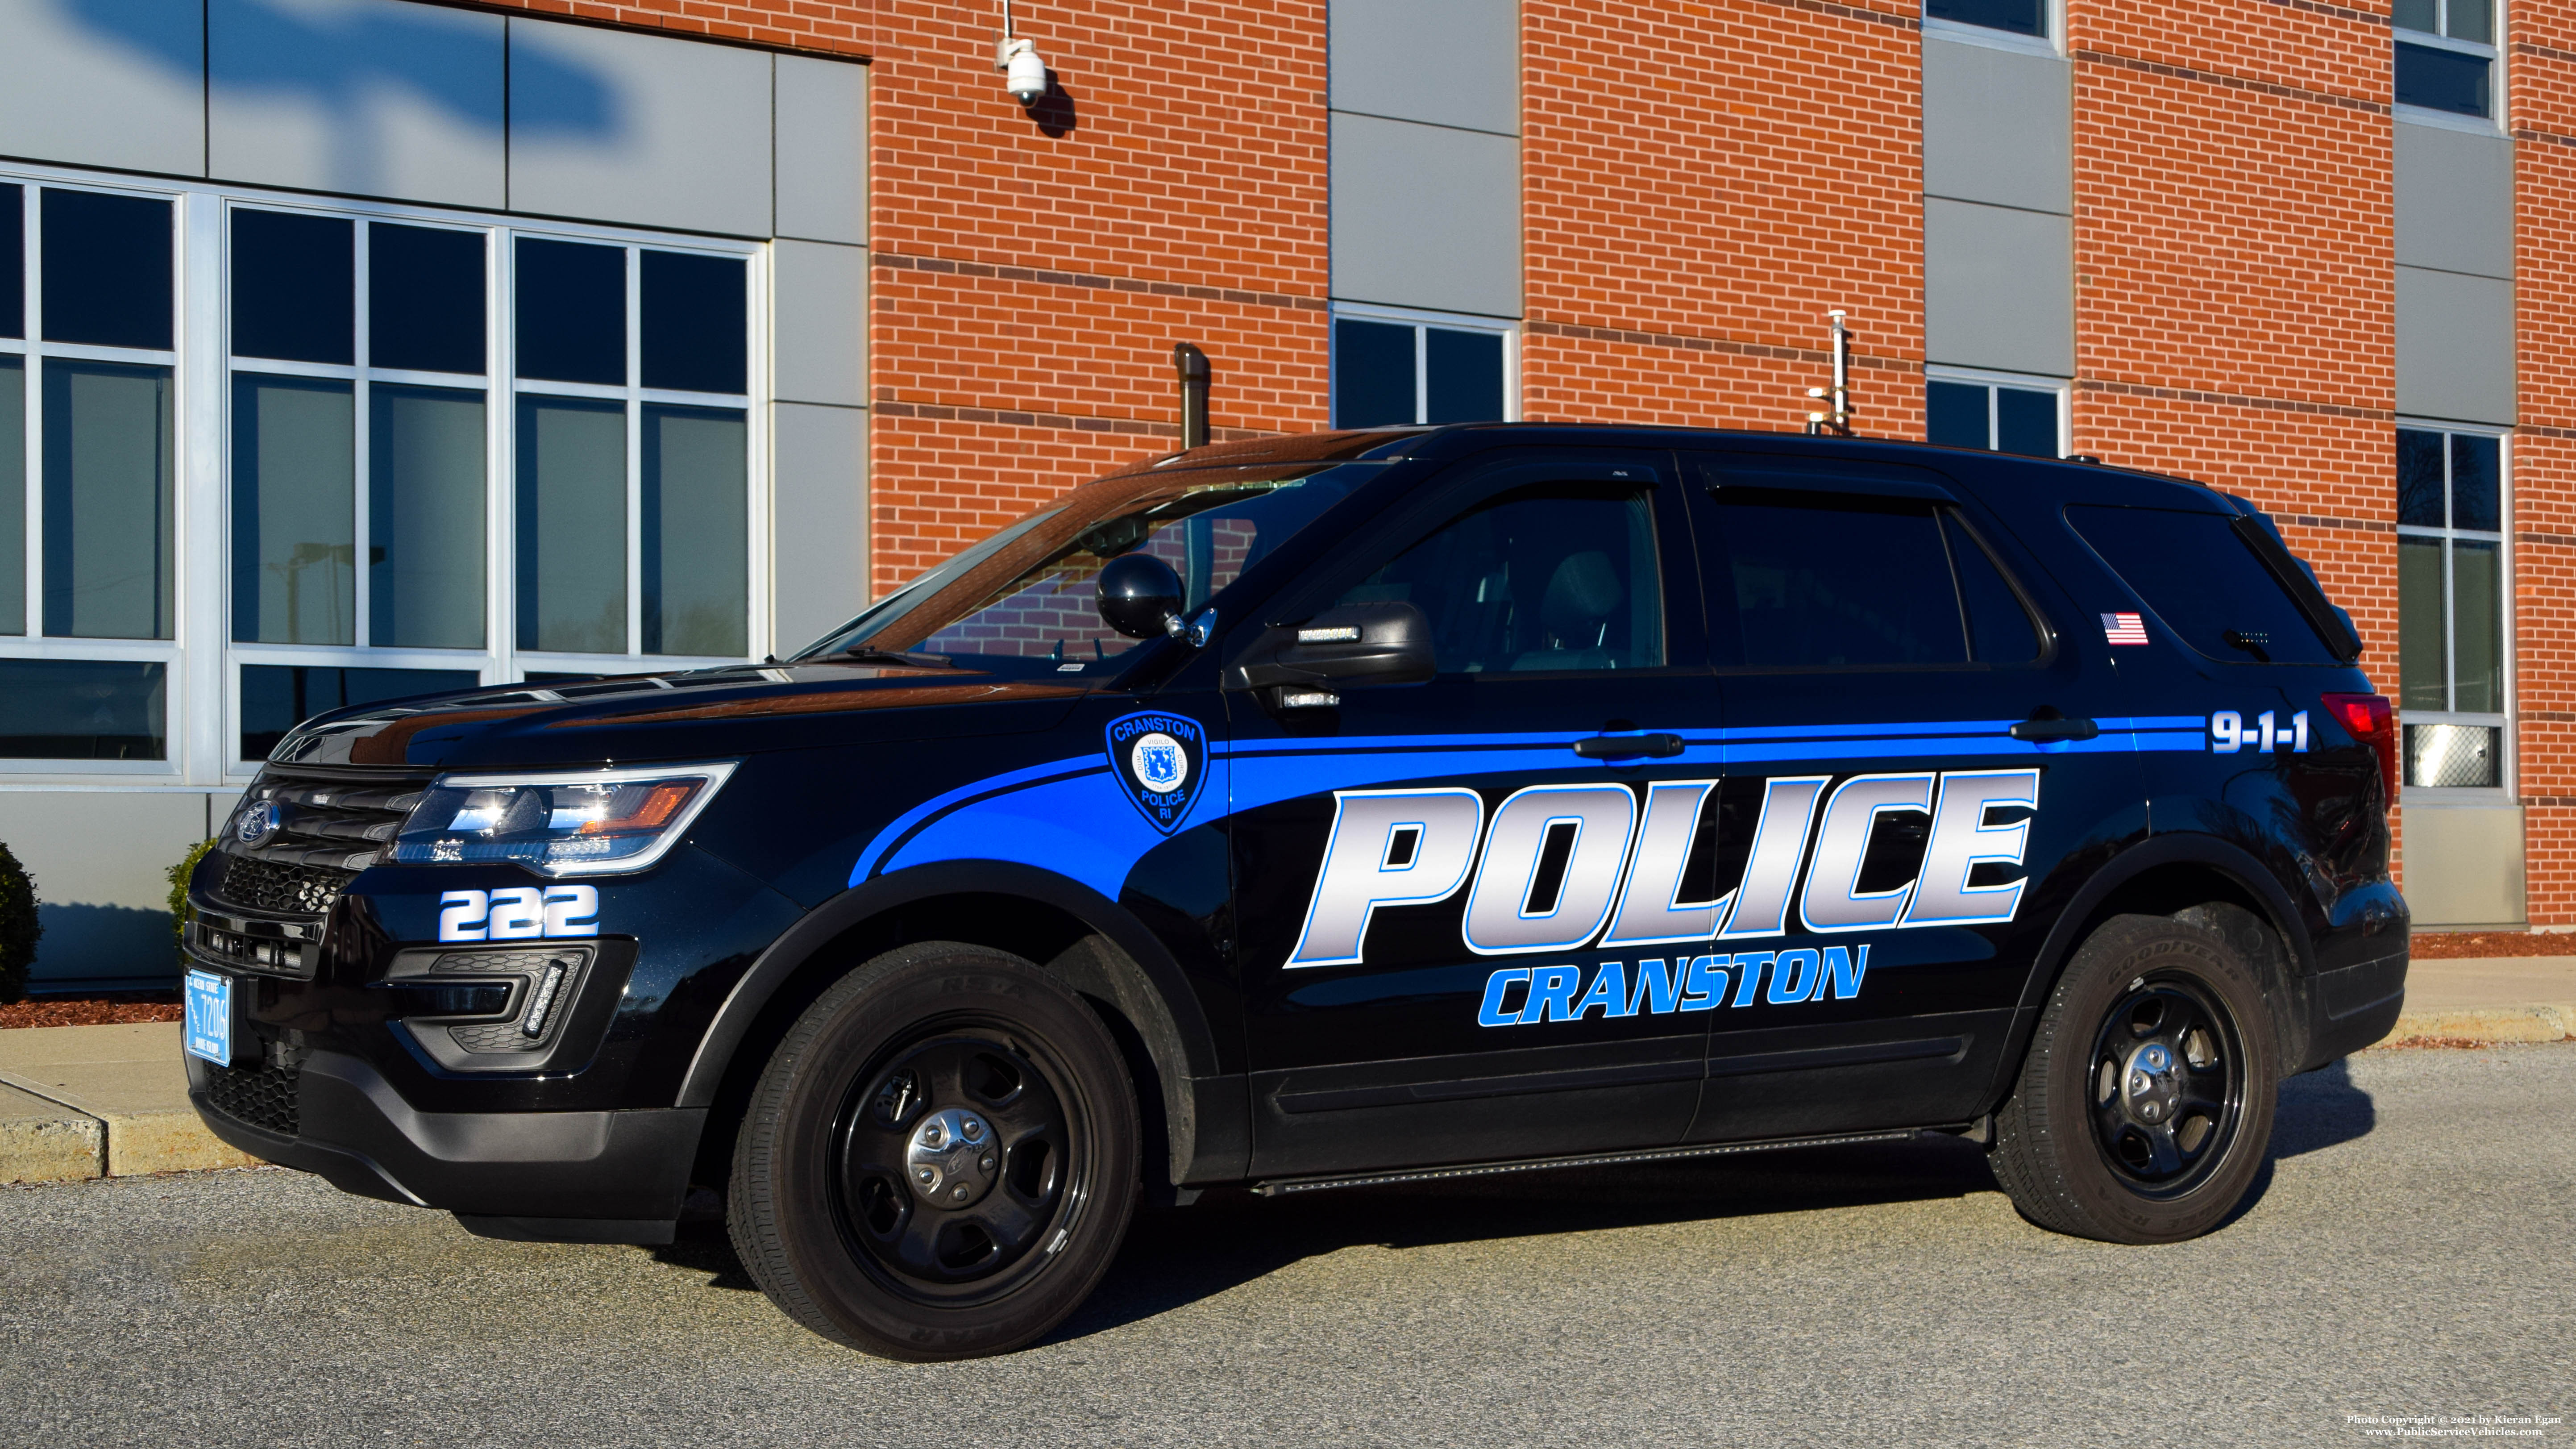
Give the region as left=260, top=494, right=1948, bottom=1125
left=189, top=1049, right=704, bottom=1244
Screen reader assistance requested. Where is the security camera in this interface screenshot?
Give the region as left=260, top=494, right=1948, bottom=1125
left=1001, top=37, right=1047, bottom=105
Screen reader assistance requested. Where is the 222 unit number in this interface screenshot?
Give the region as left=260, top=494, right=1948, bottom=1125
left=438, top=886, right=600, bottom=942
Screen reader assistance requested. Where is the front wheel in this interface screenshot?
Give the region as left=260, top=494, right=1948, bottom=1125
left=1989, top=914, right=2278, bottom=1244
left=727, top=941, right=1140, bottom=1359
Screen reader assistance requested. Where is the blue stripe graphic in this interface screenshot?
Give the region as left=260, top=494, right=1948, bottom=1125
left=850, top=713, right=2212, bottom=892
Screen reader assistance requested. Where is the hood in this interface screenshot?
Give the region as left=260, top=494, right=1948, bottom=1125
left=266, top=663, right=1091, bottom=772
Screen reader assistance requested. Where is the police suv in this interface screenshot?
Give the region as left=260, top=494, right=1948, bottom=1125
left=183, top=424, right=2409, bottom=1360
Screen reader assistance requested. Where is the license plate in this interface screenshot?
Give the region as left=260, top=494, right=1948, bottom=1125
left=183, top=969, right=233, bottom=1066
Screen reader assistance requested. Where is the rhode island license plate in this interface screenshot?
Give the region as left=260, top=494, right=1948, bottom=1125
left=183, top=969, right=233, bottom=1067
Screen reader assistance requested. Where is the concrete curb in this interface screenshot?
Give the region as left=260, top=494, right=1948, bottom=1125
left=2368, top=1002, right=2576, bottom=1049
left=0, top=1023, right=262, bottom=1183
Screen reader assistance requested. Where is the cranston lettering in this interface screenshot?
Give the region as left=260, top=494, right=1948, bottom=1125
left=1475, top=946, right=1870, bottom=1027
left=1285, top=769, right=2039, bottom=969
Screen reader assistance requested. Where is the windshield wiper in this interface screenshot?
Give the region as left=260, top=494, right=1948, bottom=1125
left=821, top=647, right=956, bottom=669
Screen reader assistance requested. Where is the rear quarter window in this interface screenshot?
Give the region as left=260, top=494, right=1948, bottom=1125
left=2064, top=504, right=2338, bottom=664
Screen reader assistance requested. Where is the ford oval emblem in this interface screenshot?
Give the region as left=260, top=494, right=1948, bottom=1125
left=233, top=801, right=281, bottom=848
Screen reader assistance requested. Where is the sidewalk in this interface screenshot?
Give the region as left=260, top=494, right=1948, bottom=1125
left=0, top=1022, right=262, bottom=1184
left=3, top=958, right=2571, bottom=1187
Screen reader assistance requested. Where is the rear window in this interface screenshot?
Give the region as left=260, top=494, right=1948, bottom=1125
left=2064, top=504, right=2337, bottom=664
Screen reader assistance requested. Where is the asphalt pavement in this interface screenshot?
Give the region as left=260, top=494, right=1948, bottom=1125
left=4, top=1045, right=2570, bottom=1448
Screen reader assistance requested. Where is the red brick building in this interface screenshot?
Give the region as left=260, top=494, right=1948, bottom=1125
left=0, top=0, right=2551, bottom=983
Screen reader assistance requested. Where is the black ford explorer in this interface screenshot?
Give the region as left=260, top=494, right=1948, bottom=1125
left=181, top=424, right=2410, bottom=1360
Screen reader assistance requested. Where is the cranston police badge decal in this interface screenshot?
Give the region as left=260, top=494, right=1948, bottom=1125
left=1105, top=710, right=1208, bottom=834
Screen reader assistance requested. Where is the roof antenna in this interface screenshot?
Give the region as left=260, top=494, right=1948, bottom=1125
left=1804, top=309, right=1854, bottom=437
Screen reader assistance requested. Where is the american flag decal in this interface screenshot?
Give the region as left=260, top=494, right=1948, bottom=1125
left=2101, top=612, right=2148, bottom=645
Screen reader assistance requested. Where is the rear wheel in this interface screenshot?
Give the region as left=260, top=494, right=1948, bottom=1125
left=727, top=941, right=1139, bottom=1359
left=1990, top=914, right=2278, bottom=1244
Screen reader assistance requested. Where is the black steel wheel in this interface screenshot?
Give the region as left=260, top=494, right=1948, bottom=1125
left=728, top=941, right=1138, bottom=1359
left=1990, top=914, right=2278, bottom=1244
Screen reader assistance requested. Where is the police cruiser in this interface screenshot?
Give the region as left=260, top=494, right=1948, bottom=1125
left=181, top=424, right=2408, bottom=1360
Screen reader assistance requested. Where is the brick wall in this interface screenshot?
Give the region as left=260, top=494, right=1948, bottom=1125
left=2513, top=11, right=2576, bottom=923
left=2065, top=0, right=2407, bottom=882
left=1521, top=0, right=1926, bottom=440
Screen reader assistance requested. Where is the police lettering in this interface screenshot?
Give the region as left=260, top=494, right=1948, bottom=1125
left=1287, top=768, right=2040, bottom=970
left=1475, top=946, right=1871, bottom=1026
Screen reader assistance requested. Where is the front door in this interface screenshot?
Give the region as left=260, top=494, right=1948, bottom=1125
left=1224, top=448, right=1727, bottom=1178
left=1678, top=448, right=2152, bottom=1142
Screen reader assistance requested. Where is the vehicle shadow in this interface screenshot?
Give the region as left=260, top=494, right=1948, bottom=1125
left=647, top=1071, right=2380, bottom=1336
left=2271, top=1057, right=2377, bottom=1160
left=1053, top=1132, right=2002, bottom=1346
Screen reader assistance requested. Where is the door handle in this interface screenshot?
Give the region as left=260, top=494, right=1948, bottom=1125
left=2008, top=712, right=2100, bottom=743
left=1573, top=732, right=1686, bottom=760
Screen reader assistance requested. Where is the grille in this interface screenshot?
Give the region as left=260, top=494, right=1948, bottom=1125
left=204, top=1061, right=300, bottom=1136
left=224, top=770, right=432, bottom=874
left=208, top=854, right=354, bottom=917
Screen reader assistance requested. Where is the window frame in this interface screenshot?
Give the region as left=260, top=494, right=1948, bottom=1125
left=1328, top=302, right=1521, bottom=429
left=0, top=159, right=772, bottom=785
left=0, top=171, right=187, bottom=777
left=1924, top=365, right=2071, bottom=461
left=1920, top=0, right=2063, bottom=58
left=2396, top=418, right=2514, bottom=803
left=2394, top=0, right=2505, bottom=132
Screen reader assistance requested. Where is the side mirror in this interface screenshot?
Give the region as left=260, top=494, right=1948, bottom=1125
left=1227, top=601, right=1436, bottom=708
left=1097, top=552, right=1186, bottom=639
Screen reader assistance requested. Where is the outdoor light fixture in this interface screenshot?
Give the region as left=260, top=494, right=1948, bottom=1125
left=997, top=1, right=1047, bottom=105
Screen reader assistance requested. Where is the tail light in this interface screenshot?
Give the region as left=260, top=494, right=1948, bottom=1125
left=2323, top=693, right=2397, bottom=806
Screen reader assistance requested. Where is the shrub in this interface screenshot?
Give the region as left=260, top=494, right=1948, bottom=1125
left=168, top=837, right=219, bottom=966
left=0, top=841, right=40, bottom=1007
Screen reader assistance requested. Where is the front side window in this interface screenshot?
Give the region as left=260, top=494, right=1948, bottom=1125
left=1342, top=485, right=1664, bottom=675
left=1332, top=312, right=1512, bottom=429
left=2395, top=0, right=2498, bottom=120
left=2397, top=427, right=2507, bottom=790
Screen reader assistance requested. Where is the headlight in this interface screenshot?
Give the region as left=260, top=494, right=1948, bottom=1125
left=389, top=762, right=737, bottom=876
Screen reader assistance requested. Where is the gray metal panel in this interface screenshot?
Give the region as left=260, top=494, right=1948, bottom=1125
left=775, top=54, right=866, bottom=245
left=1330, top=0, right=1519, bottom=137
left=1923, top=197, right=2073, bottom=375
left=2396, top=265, right=2516, bottom=425
left=0, top=0, right=205, bottom=177
left=2395, top=121, right=2513, bottom=281
left=208, top=0, right=505, bottom=209
left=772, top=402, right=868, bottom=652
left=507, top=19, right=773, bottom=237
left=773, top=240, right=866, bottom=407
left=1921, top=36, right=2070, bottom=215
left=1330, top=112, right=1521, bottom=317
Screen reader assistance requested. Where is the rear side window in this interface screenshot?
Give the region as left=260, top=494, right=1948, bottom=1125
left=2065, top=504, right=2337, bottom=664
left=1703, top=491, right=2040, bottom=669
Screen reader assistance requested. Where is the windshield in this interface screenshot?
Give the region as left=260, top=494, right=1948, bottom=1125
left=793, top=464, right=1375, bottom=676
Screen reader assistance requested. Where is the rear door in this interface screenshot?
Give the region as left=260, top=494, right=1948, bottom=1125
left=1224, top=448, right=1727, bottom=1178
left=1678, top=449, right=2152, bottom=1141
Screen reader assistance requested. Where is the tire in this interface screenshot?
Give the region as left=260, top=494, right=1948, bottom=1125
left=727, top=941, right=1140, bottom=1360
left=1989, top=913, right=2279, bottom=1244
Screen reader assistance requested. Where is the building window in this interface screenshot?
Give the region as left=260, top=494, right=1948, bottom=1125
left=0, top=180, right=178, bottom=762
left=218, top=202, right=756, bottom=762
left=1925, top=0, right=2045, bottom=39
left=2395, top=0, right=2497, bottom=121
left=2397, top=425, right=2508, bottom=792
left=0, top=164, right=765, bottom=775
left=1331, top=309, right=1514, bottom=429
left=1926, top=372, right=2064, bottom=458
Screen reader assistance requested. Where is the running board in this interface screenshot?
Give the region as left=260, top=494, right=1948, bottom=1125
left=1250, top=1125, right=1967, bottom=1198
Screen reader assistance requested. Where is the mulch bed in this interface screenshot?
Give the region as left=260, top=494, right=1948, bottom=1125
left=0, top=992, right=185, bottom=1029
left=2406, top=931, right=2576, bottom=959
